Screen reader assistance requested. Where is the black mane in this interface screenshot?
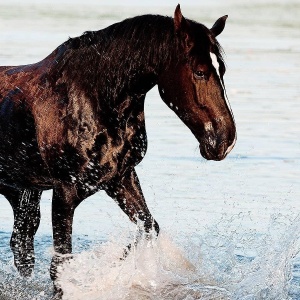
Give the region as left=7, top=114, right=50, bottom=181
left=50, top=14, right=225, bottom=103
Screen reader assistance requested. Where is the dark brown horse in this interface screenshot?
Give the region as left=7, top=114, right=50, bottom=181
left=0, top=5, right=236, bottom=296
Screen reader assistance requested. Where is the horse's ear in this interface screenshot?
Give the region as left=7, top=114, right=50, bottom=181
left=174, top=4, right=184, bottom=32
left=174, top=4, right=193, bottom=52
left=210, top=15, right=228, bottom=37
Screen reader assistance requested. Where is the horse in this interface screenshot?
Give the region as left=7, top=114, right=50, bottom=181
left=0, top=4, right=236, bottom=296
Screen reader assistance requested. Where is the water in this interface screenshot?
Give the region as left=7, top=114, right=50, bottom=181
left=0, top=0, right=300, bottom=299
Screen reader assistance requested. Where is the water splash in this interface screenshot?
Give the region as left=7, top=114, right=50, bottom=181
left=58, top=231, right=230, bottom=300
left=57, top=214, right=300, bottom=300
left=1, top=214, right=299, bottom=300
left=197, top=214, right=300, bottom=299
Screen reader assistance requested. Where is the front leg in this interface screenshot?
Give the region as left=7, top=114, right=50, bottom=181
left=50, top=183, right=80, bottom=297
left=105, top=168, right=159, bottom=238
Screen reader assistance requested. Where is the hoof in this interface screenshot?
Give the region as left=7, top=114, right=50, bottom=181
left=16, top=262, right=34, bottom=277
left=11, top=247, right=35, bottom=277
left=50, top=253, right=73, bottom=281
left=52, top=286, right=63, bottom=300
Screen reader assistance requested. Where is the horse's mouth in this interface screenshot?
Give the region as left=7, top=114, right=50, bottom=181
left=199, top=140, right=229, bottom=161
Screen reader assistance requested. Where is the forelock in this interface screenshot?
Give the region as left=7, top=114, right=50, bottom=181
left=188, top=19, right=225, bottom=64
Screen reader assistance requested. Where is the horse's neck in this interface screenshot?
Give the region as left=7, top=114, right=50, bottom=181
left=58, top=49, right=159, bottom=102
left=50, top=23, right=175, bottom=110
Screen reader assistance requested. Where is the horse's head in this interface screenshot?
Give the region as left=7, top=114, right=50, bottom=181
left=158, top=5, right=236, bottom=161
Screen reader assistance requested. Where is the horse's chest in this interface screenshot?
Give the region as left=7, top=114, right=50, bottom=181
left=93, top=111, right=147, bottom=182
left=122, top=120, right=147, bottom=164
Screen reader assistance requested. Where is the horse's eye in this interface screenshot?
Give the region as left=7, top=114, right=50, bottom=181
left=194, top=70, right=206, bottom=80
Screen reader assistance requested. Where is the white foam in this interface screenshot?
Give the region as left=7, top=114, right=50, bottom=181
left=57, top=231, right=227, bottom=300
left=55, top=214, right=300, bottom=300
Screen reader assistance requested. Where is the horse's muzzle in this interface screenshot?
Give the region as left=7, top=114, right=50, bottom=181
left=199, top=137, right=236, bottom=161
